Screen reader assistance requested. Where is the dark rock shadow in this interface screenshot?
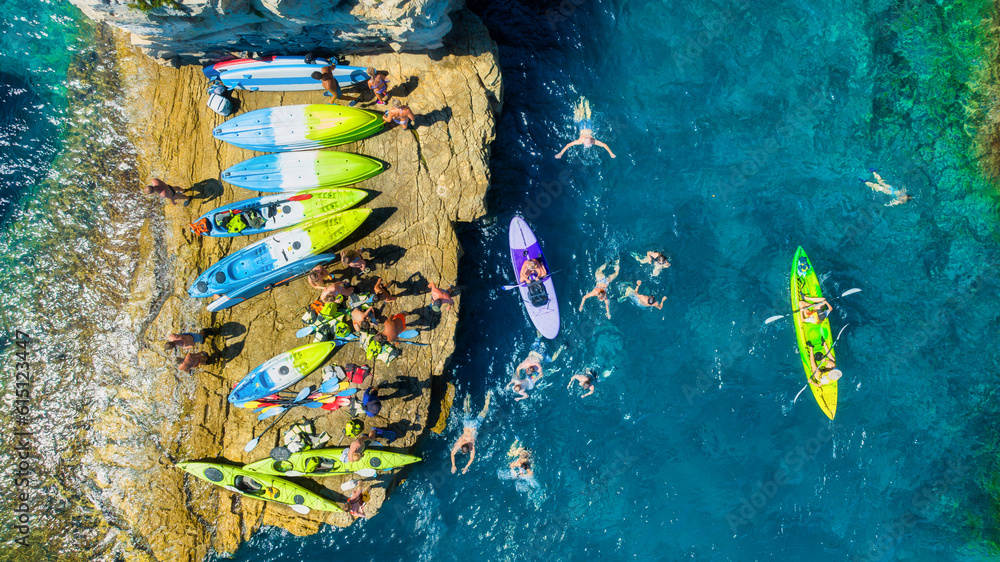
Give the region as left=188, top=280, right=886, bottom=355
left=388, top=75, right=419, bottom=98
left=419, top=106, right=452, bottom=128
left=217, top=321, right=247, bottom=339
left=389, top=271, right=427, bottom=298
left=215, top=339, right=245, bottom=366
left=379, top=374, right=429, bottom=402
left=384, top=418, right=422, bottom=441
left=334, top=207, right=397, bottom=251
left=189, top=178, right=224, bottom=203
left=403, top=306, right=441, bottom=331
left=372, top=244, right=407, bottom=269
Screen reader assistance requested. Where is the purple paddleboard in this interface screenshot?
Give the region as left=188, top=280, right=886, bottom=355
left=509, top=216, right=560, bottom=339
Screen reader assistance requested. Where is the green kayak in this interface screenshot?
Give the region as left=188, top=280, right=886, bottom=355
left=790, top=247, right=838, bottom=419
left=177, top=461, right=343, bottom=514
left=243, top=448, right=422, bottom=477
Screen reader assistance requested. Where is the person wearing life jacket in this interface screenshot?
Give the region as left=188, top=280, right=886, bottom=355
left=806, top=339, right=842, bottom=386
left=799, top=295, right=831, bottom=324
left=346, top=486, right=369, bottom=518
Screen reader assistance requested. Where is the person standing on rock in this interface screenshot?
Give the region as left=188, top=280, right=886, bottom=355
left=428, top=281, right=454, bottom=312
left=164, top=329, right=214, bottom=352
left=143, top=178, right=190, bottom=206
left=320, top=279, right=354, bottom=303
left=366, top=67, right=389, bottom=105
left=341, top=248, right=371, bottom=276
left=383, top=100, right=416, bottom=130
left=451, top=392, right=491, bottom=474
left=378, top=313, right=407, bottom=342
left=311, top=64, right=357, bottom=104
left=175, top=351, right=208, bottom=373
left=342, top=427, right=378, bottom=462
left=307, top=265, right=334, bottom=289
left=372, top=277, right=397, bottom=304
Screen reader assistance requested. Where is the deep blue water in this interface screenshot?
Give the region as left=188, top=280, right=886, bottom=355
left=4, top=0, right=1000, bottom=559
left=219, top=0, right=1000, bottom=560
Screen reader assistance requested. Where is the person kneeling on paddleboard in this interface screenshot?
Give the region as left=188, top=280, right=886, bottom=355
left=519, top=258, right=548, bottom=284
left=806, top=340, right=842, bottom=386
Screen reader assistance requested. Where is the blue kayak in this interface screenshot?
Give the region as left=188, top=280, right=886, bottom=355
left=189, top=209, right=371, bottom=309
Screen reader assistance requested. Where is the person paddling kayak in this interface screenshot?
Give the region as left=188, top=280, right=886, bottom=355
left=806, top=339, right=842, bottom=386
left=799, top=295, right=831, bottom=324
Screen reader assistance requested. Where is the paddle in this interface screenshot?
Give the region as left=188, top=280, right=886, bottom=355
left=244, top=387, right=312, bottom=452
left=792, top=323, right=850, bottom=405
left=764, top=288, right=862, bottom=325
left=501, top=270, right=561, bottom=291
left=355, top=468, right=377, bottom=478
left=341, top=479, right=359, bottom=491
left=220, top=193, right=312, bottom=216
left=395, top=340, right=428, bottom=346
left=397, top=329, right=418, bottom=339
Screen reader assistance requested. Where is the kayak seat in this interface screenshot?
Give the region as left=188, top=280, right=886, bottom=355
left=244, top=210, right=265, bottom=229
left=235, top=475, right=263, bottom=494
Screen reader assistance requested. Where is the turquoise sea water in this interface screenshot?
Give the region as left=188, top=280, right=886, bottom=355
left=5, top=0, right=1000, bottom=559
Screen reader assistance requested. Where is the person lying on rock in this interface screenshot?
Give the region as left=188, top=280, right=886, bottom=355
left=143, top=178, right=189, bottom=206
left=346, top=486, right=368, bottom=518
left=383, top=100, right=417, bottom=130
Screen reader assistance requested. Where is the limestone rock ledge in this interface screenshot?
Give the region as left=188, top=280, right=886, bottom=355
left=68, top=0, right=465, bottom=63
left=84, top=10, right=499, bottom=561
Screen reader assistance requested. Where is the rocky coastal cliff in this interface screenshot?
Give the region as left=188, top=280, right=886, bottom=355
left=69, top=0, right=464, bottom=63
left=81, top=9, right=499, bottom=560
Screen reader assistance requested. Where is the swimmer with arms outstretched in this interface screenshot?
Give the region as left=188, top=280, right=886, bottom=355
left=555, top=97, right=616, bottom=159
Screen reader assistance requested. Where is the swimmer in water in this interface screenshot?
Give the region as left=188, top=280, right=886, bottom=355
left=555, top=97, right=616, bottom=159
